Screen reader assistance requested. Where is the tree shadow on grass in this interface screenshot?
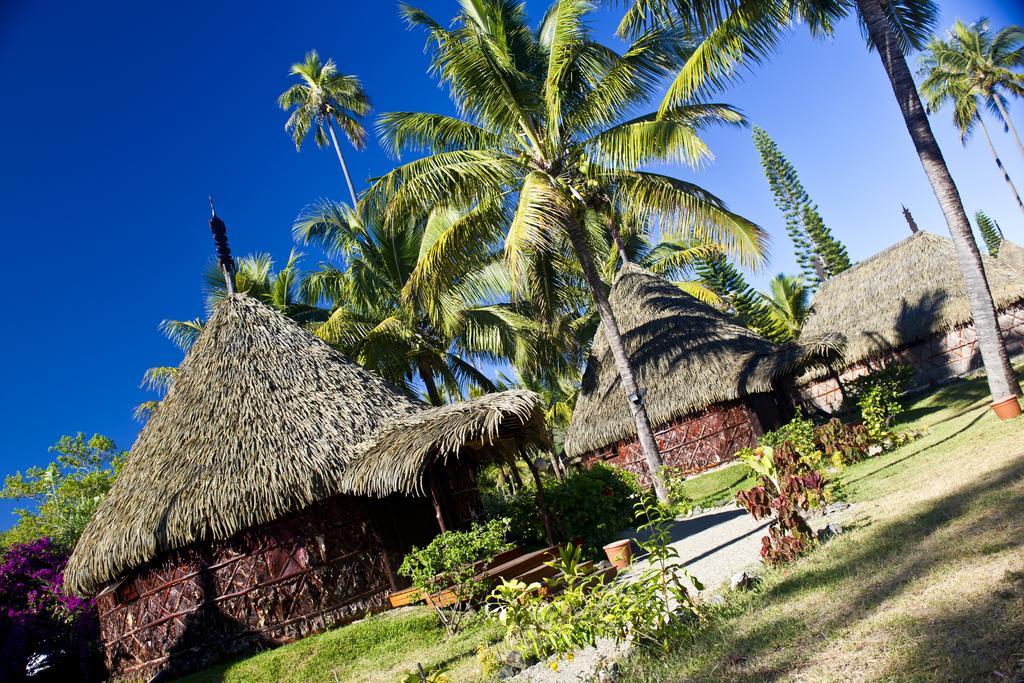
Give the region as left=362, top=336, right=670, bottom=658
left=665, top=456, right=1024, bottom=682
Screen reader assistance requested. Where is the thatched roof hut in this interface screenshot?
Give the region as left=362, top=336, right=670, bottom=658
left=564, top=265, right=840, bottom=463
left=798, top=231, right=1024, bottom=376
left=66, top=294, right=544, bottom=597
left=999, top=239, right=1024, bottom=275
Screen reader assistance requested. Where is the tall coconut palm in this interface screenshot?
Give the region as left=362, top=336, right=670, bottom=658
left=295, top=199, right=522, bottom=405
left=365, top=0, right=768, bottom=501
left=278, top=51, right=371, bottom=206
left=620, top=0, right=1022, bottom=407
left=919, top=20, right=1024, bottom=216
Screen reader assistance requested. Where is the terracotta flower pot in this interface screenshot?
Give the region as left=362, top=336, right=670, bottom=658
left=602, top=539, right=632, bottom=569
left=992, top=396, right=1022, bottom=421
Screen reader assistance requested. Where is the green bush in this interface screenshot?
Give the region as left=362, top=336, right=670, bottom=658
left=488, top=502, right=703, bottom=666
left=398, top=518, right=512, bottom=634
left=759, top=413, right=822, bottom=468
left=482, top=463, right=648, bottom=556
left=849, top=364, right=914, bottom=437
left=814, top=418, right=873, bottom=467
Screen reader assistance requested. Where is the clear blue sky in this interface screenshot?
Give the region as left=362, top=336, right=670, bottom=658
left=1, top=0, right=1022, bottom=526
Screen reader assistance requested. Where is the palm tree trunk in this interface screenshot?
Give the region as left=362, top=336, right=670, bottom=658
left=564, top=217, right=670, bottom=503
left=325, top=117, right=359, bottom=207
left=418, top=361, right=444, bottom=407
left=991, top=96, right=1024, bottom=161
left=856, top=0, right=1021, bottom=404
left=978, top=116, right=1024, bottom=217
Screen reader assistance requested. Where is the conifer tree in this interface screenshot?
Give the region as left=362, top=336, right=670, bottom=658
left=975, top=210, right=1003, bottom=257
left=753, top=127, right=851, bottom=285
left=697, top=255, right=788, bottom=342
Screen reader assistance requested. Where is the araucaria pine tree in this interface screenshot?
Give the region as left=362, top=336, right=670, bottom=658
left=975, top=210, right=1003, bottom=257
left=697, top=255, right=787, bottom=342
left=753, top=127, right=851, bottom=286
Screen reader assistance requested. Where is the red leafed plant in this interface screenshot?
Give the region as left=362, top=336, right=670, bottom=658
left=735, top=442, right=825, bottom=566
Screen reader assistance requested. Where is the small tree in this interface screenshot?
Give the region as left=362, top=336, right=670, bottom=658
left=398, top=518, right=512, bottom=634
left=752, top=127, right=851, bottom=286
left=975, top=210, right=1003, bottom=257
left=1, top=434, right=125, bottom=549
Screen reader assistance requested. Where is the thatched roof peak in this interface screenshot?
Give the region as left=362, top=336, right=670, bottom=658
left=66, top=295, right=545, bottom=595
left=998, top=239, right=1024, bottom=275
left=799, top=231, right=1024, bottom=374
left=564, top=266, right=839, bottom=458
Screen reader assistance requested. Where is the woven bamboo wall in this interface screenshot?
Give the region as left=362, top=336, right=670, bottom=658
left=581, top=399, right=765, bottom=485
left=94, top=495, right=392, bottom=680
left=800, top=305, right=1024, bottom=412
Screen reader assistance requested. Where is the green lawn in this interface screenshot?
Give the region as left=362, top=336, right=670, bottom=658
left=179, top=607, right=500, bottom=683
left=621, top=372, right=1024, bottom=682
left=674, top=462, right=757, bottom=509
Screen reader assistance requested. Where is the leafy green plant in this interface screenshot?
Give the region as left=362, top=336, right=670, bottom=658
left=1, top=434, right=126, bottom=549
left=759, top=414, right=822, bottom=469
left=488, top=505, right=703, bottom=665
left=400, top=662, right=450, bottom=683
left=659, top=465, right=694, bottom=514
left=398, top=518, right=512, bottom=634
left=814, top=418, right=873, bottom=467
left=736, top=443, right=824, bottom=566
left=849, top=365, right=914, bottom=437
left=483, top=464, right=648, bottom=554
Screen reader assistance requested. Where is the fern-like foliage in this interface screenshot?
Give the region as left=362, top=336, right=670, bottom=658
left=752, top=127, right=850, bottom=288
left=975, top=209, right=1003, bottom=257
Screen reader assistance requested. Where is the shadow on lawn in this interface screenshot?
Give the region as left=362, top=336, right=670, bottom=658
left=671, top=455, right=1024, bottom=682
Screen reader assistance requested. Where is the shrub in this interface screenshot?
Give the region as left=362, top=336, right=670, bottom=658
left=659, top=466, right=694, bottom=514
left=488, top=502, right=703, bottom=666
left=759, top=413, right=822, bottom=468
left=0, top=538, right=104, bottom=681
left=736, top=443, right=825, bottom=566
left=849, top=364, right=914, bottom=437
left=398, top=518, right=512, bottom=634
left=814, top=417, right=873, bottom=467
left=483, top=464, right=648, bottom=555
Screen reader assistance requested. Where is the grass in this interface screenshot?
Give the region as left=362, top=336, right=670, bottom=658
left=620, top=371, right=1024, bottom=682
left=673, top=462, right=757, bottom=509
left=179, top=607, right=501, bottom=683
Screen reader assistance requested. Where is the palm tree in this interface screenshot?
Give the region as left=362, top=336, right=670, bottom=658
left=620, top=0, right=1022, bottom=408
left=919, top=20, right=1024, bottom=217
left=295, top=199, right=521, bottom=405
left=364, top=1, right=767, bottom=502
left=278, top=51, right=371, bottom=206
left=759, top=274, right=810, bottom=343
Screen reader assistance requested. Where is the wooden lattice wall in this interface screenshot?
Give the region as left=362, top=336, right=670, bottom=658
left=580, top=399, right=766, bottom=486
left=94, top=495, right=392, bottom=680
left=800, top=305, right=1024, bottom=412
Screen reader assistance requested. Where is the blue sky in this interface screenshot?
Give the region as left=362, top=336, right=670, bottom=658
left=1, top=0, right=1022, bottom=527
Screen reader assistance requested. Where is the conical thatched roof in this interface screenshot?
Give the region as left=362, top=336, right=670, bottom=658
left=998, top=239, right=1024, bottom=275
left=66, top=295, right=544, bottom=595
left=564, top=266, right=842, bottom=459
left=799, top=231, right=1024, bottom=376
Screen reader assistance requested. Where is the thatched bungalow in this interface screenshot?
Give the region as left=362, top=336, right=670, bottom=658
left=65, top=294, right=546, bottom=680
left=798, top=231, right=1024, bottom=412
left=564, top=265, right=839, bottom=483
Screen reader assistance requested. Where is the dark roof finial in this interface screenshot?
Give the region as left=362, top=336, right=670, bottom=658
left=208, top=196, right=237, bottom=295
left=902, top=205, right=919, bottom=234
